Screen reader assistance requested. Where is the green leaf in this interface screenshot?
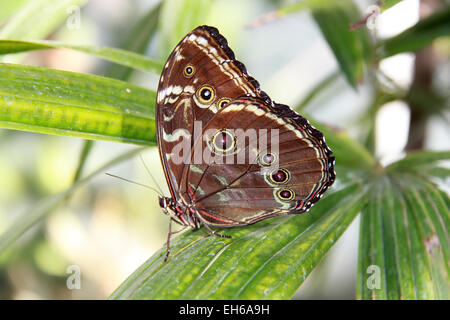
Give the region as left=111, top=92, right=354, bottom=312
left=105, top=3, right=162, bottom=80
left=424, top=167, right=450, bottom=182
left=0, top=0, right=30, bottom=22
left=358, top=177, right=413, bottom=299
left=292, top=70, right=376, bottom=177
left=312, top=0, right=372, bottom=87
left=0, top=146, right=146, bottom=255
left=357, top=166, right=449, bottom=299
left=379, top=6, right=450, bottom=58
left=275, top=0, right=343, bottom=16
left=0, top=63, right=156, bottom=145
left=252, top=0, right=372, bottom=87
left=294, top=71, right=340, bottom=111
left=379, top=0, right=405, bottom=11
left=311, top=119, right=376, bottom=172
left=387, top=150, right=450, bottom=172
left=110, top=184, right=367, bottom=300
left=0, top=0, right=88, bottom=40
left=71, top=3, right=162, bottom=185
left=72, top=140, right=93, bottom=183
left=159, top=0, right=214, bottom=58
left=0, top=39, right=163, bottom=74
left=275, top=0, right=404, bottom=16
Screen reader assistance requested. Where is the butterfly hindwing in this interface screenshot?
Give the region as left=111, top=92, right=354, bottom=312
left=181, top=97, right=335, bottom=227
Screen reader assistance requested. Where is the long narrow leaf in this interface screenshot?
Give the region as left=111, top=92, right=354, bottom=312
left=380, top=6, right=450, bottom=58
left=0, top=0, right=29, bottom=22
left=71, top=140, right=93, bottom=183
left=159, top=0, right=214, bottom=58
left=71, top=3, right=162, bottom=183
left=357, top=169, right=449, bottom=299
left=0, top=0, right=88, bottom=40
left=312, top=120, right=376, bottom=171
left=110, top=183, right=367, bottom=300
left=250, top=0, right=372, bottom=87
left=273, top=0, right=344, bottom=16
left=0, top=40, right=163, bottom=74
left=0, top=64, right=156, bottom=145
left=294, top=71, right=340, bottom=111
left=0, top=147, right=146, bottom=255
left=312, top=0, right=372, bottom=87
left=105, top=3, right=162, bottom=80
left=387, top=150, right=450, bottom=171
left=380, top=0, right=405, bottom=11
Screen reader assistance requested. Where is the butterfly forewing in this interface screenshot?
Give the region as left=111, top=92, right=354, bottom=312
left=156, top=26, right=265, bottom=200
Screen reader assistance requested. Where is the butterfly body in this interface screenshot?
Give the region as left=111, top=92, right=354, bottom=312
left=159, top=196, right=201, bottom=229
left=156, top=26, right=335, bottom=242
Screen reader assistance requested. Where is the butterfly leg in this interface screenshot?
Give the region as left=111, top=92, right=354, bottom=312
left=191, top=210, right=232, bottom=239
left=202, top=222, right=232, bottom=239
left=164, top=218, right=188, bottom=262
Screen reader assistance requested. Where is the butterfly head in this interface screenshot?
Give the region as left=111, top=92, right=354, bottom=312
left=158, top=196, right=201, bottom=228
left=159, top=196, right=175, bottom=216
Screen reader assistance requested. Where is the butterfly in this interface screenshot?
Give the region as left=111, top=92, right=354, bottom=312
left=156, top=26, right=335, bottom=260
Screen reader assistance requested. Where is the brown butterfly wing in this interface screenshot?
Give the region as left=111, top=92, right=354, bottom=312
left=156, top=26, right=268, bottom=200
left=157, top=25, right=335, bottom=228
left=181, top=97, right=335, bottom=227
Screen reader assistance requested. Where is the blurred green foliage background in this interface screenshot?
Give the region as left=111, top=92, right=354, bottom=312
left=0, top=0, right=448, bottom=299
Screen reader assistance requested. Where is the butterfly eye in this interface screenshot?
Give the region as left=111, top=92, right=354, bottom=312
left=259, top=152, right=277, bottom=166
left=183, top=65, right=195, bottom=78
left=196, top=85, right=216, bottom=104
left=277, top=188, right=295, bottom=201
left=211, top=130, right=236, bottom=153
left=217, top=98, right=231, bottom=109
left=269, top=168, right=290, bottom=184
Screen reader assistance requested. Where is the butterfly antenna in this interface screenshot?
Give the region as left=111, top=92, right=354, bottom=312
left=105, top=173, right=162, bottom=197
left=139, top=154, right=165, bottom=196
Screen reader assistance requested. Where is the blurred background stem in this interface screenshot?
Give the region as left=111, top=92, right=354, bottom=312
left=406, top=0, right=443, bottom=151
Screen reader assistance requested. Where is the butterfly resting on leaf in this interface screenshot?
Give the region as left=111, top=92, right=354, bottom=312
left=155, top=26, right=335, bottom=261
